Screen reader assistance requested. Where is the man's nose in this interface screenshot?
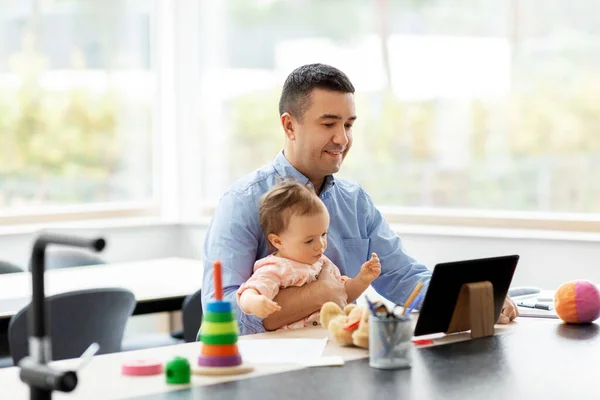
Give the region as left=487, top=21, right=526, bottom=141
left=332, top=126, right=349, bottom=147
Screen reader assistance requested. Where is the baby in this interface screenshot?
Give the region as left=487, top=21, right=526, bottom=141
left=237, top=180, right=381, bottom=330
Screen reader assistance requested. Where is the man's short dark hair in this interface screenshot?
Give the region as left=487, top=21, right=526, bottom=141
left=279, top=63, right=355, bottom=120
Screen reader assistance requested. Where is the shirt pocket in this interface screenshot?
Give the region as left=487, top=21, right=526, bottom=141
left=342, top=238, right=370, bottom=276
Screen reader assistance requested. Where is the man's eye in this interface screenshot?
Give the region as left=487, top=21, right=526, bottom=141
left=305, top=239, right=313, bottom=244
left=345, top=124, right=353, bottom=129
left=322, top=123, right=334, bottom=128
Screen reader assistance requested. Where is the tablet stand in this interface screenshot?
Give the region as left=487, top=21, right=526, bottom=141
left=446, top=281, right=495, bottom=339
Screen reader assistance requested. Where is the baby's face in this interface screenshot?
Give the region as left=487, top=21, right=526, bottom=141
left=276, top=209, right=330, bottom=265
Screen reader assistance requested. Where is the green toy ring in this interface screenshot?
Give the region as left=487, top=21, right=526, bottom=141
left=199, top=333, right=238, bottom=345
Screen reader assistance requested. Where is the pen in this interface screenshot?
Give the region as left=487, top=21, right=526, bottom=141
left=365, top=296, right=378, bottom=317
left=517, top=302, right=553, bottom=311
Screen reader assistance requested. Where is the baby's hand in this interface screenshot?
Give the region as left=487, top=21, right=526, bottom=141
left=358, top=253, right=381, bottom=283
left=245, top=294, right=282, bottom=319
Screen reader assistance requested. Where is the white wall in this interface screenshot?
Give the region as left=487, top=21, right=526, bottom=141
left=2, top=222, right=599, bottom=292
left=0, top=221, right=182, bottom=268
left=180, top=224, right=600, bottom=291
left=398, top=230, right=600, bottom=290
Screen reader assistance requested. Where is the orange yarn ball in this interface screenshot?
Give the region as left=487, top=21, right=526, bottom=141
left=554, top=280, right=600, bottom=324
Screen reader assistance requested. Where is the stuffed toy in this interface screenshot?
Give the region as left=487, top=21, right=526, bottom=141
left=320, top=302, right=370, bottom=349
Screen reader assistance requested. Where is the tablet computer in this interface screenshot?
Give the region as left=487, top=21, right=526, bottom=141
left=413, top=255, right=519, bottom=337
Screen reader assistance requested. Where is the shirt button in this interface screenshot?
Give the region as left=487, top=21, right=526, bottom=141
left=313, top=321, right=318, bottom=326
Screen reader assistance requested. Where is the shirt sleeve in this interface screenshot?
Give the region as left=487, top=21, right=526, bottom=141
left=359, top=186, right=432, bottom=308
left=237, top=260, right=290, bottom=302
left=201, top=190, right=266, bottom=335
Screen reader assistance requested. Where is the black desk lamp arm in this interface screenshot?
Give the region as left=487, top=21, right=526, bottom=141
left=20, top=233, right=105, bottom=400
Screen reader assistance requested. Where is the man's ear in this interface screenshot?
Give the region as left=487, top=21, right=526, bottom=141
left=268, top=233, right=283, bottom=250
left=280, top=112, right=296, bottom=141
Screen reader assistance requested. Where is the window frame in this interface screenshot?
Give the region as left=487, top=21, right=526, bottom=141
left=0, top=202, right=161, bottom=226
left=379, top=207, right=600, bottom=233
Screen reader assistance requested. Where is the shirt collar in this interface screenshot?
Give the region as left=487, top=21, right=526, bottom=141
left=272, top=150, right=336, bottom=194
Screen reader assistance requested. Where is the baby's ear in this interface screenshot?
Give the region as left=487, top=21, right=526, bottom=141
left=268, top=233, right=283, bottom=250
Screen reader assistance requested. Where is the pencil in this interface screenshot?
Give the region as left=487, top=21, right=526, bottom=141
left=401, top=281, right=423, bottom=316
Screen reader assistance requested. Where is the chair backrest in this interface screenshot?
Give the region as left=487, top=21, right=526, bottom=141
left=0, top=260, right=23, bottom=274
left=28, top=248, right=106, bottom=271
left=8, top=288, right=136, bottom=364
left=182, top=289, right=203, bottom=343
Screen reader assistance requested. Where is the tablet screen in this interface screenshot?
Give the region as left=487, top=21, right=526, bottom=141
left=413, top=255, right=519, bottom=336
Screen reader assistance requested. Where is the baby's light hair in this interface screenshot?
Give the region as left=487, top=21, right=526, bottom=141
left=259, top=180, right=326, bottom=250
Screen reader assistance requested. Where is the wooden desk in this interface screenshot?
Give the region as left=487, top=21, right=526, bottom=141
left=2, top=318, right=590, bottom=400
left=0, top=258, right=203, bottom=354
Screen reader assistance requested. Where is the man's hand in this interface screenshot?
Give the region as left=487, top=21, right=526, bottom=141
left=357, top=253, right=381, bottom=284
left=498, top=295, right=519, bottom=324
left=317, top=262, right=348, bottom=309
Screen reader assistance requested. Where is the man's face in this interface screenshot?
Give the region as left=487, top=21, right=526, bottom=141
left=292, top=89, right=356, bottom=178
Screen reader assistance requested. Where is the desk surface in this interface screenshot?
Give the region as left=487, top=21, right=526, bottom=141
left=4, top=318, right=598, bottom=400
left=137, top=319, right=600, bottom=400
left=0, top=326, right=367, bottom=399
left=0, top=257, right=204, bottom=319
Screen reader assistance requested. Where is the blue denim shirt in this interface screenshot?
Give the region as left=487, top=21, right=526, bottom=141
left=202, top=151, right=431, bottom=334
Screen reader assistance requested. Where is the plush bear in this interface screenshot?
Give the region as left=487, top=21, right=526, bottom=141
left=320, top=302, right=370, bottom=349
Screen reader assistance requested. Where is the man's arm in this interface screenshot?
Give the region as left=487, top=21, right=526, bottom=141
left=359, top=187, right=431, bottom=307
left=358, top=188, right=517, bottom=322
left=262, top=284, right=324, bottom=331
left=263, top=263, right=347, bottom=331
left=201, top=191, right=265, bottom=335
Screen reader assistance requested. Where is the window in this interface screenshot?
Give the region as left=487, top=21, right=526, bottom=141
left=196, top=0, right=600, bottom=230
left=3, top=1, right=598, bottom=231
left=0, top=0, right=158, bottom=223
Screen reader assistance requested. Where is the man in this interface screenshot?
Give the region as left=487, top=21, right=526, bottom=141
left=202, top=63, right=518, bottom=334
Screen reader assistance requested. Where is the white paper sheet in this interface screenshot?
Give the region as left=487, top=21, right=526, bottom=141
left=237, top=337, right=328, bottom=364
left=517, top=306, right=559, bottom=319
left=301, top=356, right=344, bottom=367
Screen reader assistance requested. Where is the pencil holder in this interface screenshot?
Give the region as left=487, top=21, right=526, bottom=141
left=369, top=315, right=413, bottom=370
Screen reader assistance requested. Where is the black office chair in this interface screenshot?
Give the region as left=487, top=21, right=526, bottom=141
left=28, top=248, right=106, bottom=271
left=120, top=294, right=186, bottom=351
left=0, top=260, right=24, bottom=274
left=182, top=289, right=203, bottom=342
left=121, top=289, right=202, bottom=350
left=8, top=288, right=136, bottom=364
